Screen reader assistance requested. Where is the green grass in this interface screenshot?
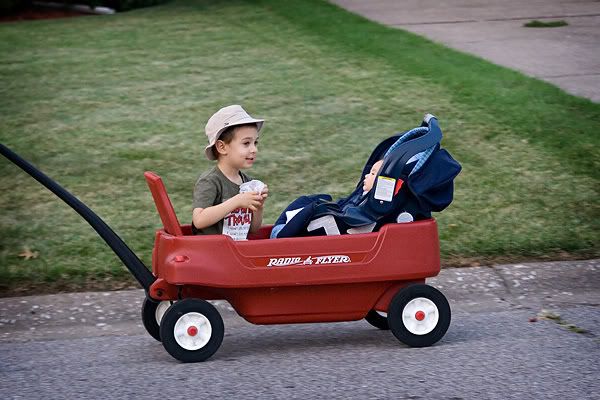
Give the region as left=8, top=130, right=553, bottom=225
left=1, top=0, right=599, bottom=294
left=524, top=20, right=569, bottom=28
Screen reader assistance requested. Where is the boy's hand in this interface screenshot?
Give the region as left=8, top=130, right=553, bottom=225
left=234, top=192, right=263, bottom=212
left=257, top=185, right=269, bottom=209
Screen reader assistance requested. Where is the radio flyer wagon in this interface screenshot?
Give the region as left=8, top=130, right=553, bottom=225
left=1, top=120, right=452, bottom=363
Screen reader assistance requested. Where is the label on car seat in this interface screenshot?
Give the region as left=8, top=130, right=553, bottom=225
left=374, top=176, right=395, bottom=202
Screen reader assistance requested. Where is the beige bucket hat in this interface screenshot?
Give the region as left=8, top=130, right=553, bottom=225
left=204, top=105, right=265, bottom=160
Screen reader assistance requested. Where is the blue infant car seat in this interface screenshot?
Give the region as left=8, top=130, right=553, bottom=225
left=271, top=114, right=462, bottom=238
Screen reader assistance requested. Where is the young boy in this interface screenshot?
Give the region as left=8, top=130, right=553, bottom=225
left=192, top=105, right=268, bottom=239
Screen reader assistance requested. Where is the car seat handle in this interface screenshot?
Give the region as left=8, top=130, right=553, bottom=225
left=422, top=113, right=437, bottom=126
left=380, top=119, right=442, bottom=177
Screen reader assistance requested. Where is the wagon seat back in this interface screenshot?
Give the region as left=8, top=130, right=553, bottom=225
left=144, top=172, right=184, bottom=236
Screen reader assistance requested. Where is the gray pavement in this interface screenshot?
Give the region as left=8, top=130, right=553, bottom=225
left=1, top=307, right=599, bottom=399
left=0, top=259, right=599, bottom=399
left=0, top=259, right=598, bottom=341
left=0, top=260, right=600, bottom=400
left=330, top=0, right=600, bottom=102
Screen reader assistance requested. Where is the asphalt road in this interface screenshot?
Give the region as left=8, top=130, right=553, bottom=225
left=1, top=260, right=599, bottom=399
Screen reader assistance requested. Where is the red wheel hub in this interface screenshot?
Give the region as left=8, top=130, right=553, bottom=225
left=187, top=326, right=198, bottom=336
left=415, top=311, right=426, bottom=321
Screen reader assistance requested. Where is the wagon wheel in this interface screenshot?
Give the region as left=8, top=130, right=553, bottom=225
left=159, top=299, right=224, bottom=363
left=365, top=310, right=390, bottom=330
left=141, top=297, right=173, bottom=342
left=387, top=284, right=451, bottom=347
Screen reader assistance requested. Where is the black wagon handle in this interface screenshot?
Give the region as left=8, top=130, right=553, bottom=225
left=0, top=143, right=156, bottom=292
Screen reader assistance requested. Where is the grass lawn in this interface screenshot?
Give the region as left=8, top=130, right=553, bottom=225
left=0, top=0, right=598, bottom=295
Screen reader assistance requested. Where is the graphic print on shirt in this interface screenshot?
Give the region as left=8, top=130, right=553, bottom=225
left=222, top=207, right=252, bottom=240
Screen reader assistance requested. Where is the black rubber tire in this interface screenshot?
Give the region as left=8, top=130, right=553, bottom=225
left=387, top=284, right=451, bottom=347
left=141, top=297, right=163, bottom=342
left=159, top=299, right=224, bottom=363
left=365, top=310, right=390, bottom=330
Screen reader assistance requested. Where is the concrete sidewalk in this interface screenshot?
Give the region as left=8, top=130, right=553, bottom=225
left=330, top=0, right=600, bottom=102
left=0, top=259, right=598, bottom=342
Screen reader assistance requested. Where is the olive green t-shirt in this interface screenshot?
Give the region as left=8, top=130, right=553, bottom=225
left=192, top=166, right=252, bottom=236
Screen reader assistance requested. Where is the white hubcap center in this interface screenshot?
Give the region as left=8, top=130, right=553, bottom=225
left=174, top=312, right=212, bottom=350
left=402, top=297, right=439, bottom=335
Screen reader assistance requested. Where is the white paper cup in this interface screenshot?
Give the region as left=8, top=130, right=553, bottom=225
left=239, top=179, right=265, bottom=193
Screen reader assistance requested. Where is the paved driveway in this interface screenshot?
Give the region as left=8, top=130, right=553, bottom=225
left=331, top=0, right=600, bottom=102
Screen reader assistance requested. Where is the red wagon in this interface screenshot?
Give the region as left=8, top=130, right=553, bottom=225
left=142, top=172, right=450, bottom=362
left=1, top=142, right=451, bottom=363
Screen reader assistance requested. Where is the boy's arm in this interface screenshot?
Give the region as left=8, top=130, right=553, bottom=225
left=193, top=197, right=240, bottom=230
left=193, top=193, right=263, bottom=230
left=192, top=177, right=223, bottom=230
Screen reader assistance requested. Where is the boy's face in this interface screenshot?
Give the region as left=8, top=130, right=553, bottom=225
left=218, top=125, right=259, bottom=169
left=363, top=160, right=383, bottom=193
